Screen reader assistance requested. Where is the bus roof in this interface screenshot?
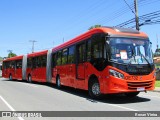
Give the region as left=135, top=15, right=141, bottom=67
left=3, top=55, right=23, bottom=62
left=52, top=27, right=148, bottom=52
left=27, top=50, right=48, bottom=58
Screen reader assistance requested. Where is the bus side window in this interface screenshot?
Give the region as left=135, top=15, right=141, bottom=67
left=62, top=49, right=68, bottom=65
left=68, top=46, right=75, bottom=64
left=37, top=56, right=41, bottom=68
left=4, top=62, right=8, bottom=69
left=2, top=62, right=5, bottom=69
left=6, top=61, right=10, bottom=69
left=57, top=51, right=62, bottom=66
left=16, top=60, right=22, bottom=69
left=41, top=55, right=47, bottom=67
left=33, top=57, right=37, bottom=68
left=77, top=42, right=86, bottom=63
left=92, top=35, right=104, bottom=58
left=10, top=61, right=15, bottom=69
left=27, top=58, right=32, bottom=68
left=86, top=39, right=91, bottom=61
left=52, top=53, right=56, bottom=68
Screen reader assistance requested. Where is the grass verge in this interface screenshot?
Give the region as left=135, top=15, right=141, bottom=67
left=155, top=80, right=160, bottom=87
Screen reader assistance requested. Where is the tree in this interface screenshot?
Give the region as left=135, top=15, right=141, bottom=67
left=154, top=48, right=160, bottom=57
left=8, top=52, right=17, bottom=58
left=88, top=25, right=102, bottom=30
left=0, top=57, right=3, bottom=62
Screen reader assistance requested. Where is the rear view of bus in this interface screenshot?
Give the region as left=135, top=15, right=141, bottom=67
left=89, top=27, right=155, bottom=98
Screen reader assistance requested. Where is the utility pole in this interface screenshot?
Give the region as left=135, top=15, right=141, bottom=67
left=63, top=37, right=64, bottom=43
left=134, top=0, right=139, bottom=31
left=29, top=40, right=37, bottom=53
left=157, top=34, right=159, bottom=49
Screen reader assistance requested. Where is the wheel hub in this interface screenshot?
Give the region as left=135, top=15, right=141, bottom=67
left=92, top=83, right=100, bottom=95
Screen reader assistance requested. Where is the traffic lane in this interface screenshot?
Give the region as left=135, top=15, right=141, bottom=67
left=0, top=96, right=21, bottom=120
left=99, top=91, right=160, bottom=111
left=0, top=96, right=11, bottom=111
left=0, top=78, right=159, bottom=112
left=0, top=78, right=137, bottom=111
left=0, top=78, right=160, bottom=120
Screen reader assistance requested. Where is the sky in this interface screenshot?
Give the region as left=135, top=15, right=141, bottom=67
left=0, top=0, right=160, bottom=57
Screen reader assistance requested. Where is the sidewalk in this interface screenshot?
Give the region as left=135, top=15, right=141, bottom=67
left=153, top=87, right=160, bottom=92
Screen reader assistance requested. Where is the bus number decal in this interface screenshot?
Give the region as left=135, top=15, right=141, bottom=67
left=125, top=76, right=138, bottom=80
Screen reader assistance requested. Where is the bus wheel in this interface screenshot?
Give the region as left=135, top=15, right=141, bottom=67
left=124, top=92, right=140, bottom=98
left=9, top=74, right=12, bottom=80
left=89, top=79, right=101, bottom=99
left=28, top=75, right=32, bottom=83
left=56, top=76, right=61, bottom=88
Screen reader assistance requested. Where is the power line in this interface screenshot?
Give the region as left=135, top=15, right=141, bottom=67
left=123, top=0, right=135, bottom=14
left=115, top=10, right=160, bottom=28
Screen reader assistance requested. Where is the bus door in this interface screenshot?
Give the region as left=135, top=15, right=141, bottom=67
left=32, top=57, right=38, bottom=81
left=15, top=60, right=22, bottom=79
left=10, top=61, right=16, bottom=79
left=76, top=42, right=86, bottom=80
left=67, top=46, right=76, bottom=87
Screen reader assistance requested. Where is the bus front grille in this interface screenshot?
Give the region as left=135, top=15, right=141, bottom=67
left=127, top=81, right=153, bottom=90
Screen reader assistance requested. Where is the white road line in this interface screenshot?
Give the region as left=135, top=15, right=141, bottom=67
left=0, top=95, right=25, bottom=120
left=106, top=103, right=138, bottom=111
left=140, top=94, right=160, bottom=99
left=18, top=82, right=38, bottom=88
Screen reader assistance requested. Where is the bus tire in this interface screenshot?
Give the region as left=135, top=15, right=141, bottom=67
left=88, top=78, right=102, bottom=99
left=56, top=76, right=61, bottom=88
left=9, top=74, right=12, bottom=80
left=28, top=75, right=32, bottom=83
left=124, top=92, right=140, bottom=98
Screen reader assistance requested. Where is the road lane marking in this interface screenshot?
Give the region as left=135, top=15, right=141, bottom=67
left=18, top=82, right=38, bottom=88
left=140, top=94, right=160, bottom=99
left=106, top=103, right=138, bottom=111
left=0, top=95, right=25, bottom=120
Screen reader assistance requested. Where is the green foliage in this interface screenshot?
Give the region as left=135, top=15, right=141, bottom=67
left=0, top=57, right=3, bottom=61
left=89, top=25, right=102, bottom=30
left=154, top=48, right=160, bottom=57
left=8, top=52, right=17, bottom=58
left=155, top=81, right=160, bottom=87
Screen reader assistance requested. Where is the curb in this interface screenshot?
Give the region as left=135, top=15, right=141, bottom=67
left=152, top=87, right=160, bottom=92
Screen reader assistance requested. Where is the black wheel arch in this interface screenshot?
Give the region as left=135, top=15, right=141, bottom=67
left=88, top=74, right=99, bottom=89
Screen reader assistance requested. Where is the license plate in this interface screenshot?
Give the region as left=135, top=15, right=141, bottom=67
left=137, top=87, right=145, bottom=91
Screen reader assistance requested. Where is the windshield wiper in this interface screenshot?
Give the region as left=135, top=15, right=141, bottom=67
left=139, top=49, right=152, bottom=68
left=140, top=53, right=151, bottom=68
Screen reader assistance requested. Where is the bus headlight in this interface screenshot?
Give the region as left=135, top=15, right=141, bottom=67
left=109, top=69, right=124, bottom=79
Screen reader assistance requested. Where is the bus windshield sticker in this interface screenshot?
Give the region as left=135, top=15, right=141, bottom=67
left=120, top=50, right=128, bottom=60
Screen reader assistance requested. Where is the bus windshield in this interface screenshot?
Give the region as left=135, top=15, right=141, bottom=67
left=107, top=37, right=153, bottom=64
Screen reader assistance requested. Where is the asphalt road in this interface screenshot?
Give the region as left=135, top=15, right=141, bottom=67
left=0, top=78, right=160, bottom=120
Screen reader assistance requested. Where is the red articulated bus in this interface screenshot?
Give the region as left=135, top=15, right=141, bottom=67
left=2, top=50, right=49, bottom=82
left=2, top=55, right=23, bottom=80
left=2, top=27, right=156, bottom=99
